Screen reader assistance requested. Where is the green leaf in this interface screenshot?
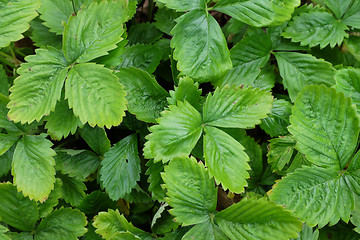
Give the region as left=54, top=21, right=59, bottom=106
left=324, top=0, right=353, bottom=19
left=0, top=0, right=40, bottom=48
left=78, top=190, right=117, bottom=217
left=128, top=23, right=163, bottom=46
left=334, top=68, right=360, bottom=115
left=12, top=134, right=56, bottom=202
left=5, top=232, right=33, bottom=240
left=342, top=1, right=360, bottom=29
left=78, top=124, right=111, bottom=156
left=145, top=159, right=166, bottom=201
left=0, top=65, right=8, bottom=96
left=351, top=206, right=360, bottom=234
left=203, top=86, right=273, bottom=129
left=345, top=35, right=360, bottom=61
left=167, top=77, right=202, bottom=112
left=143, top=101, right=202, bottom=163
left=115, top=67, right=168, bottom=123
left=0, top=133, right=18, bottom=156
left=45, top=98, right=82, bottom=140
left=161, top=156, right=217, bottom=226
left=269, top=166, right=358, bottom=227
left=267, top=136, right=296, bottom=172
left=154, top=7, right=182, bottom=35
left=35, top=208, right=87, bottom=240
left=7, top=47, right=68, bottom=123
left=55, top=150, right=100, bottom=181
left=38, top=0, right=73, bottom=35
left=38, top=178, right=62, bottom=218
left=63, top=0, right=136, bottom=63
left=100, top=134, right=141, bottom=200
left=213, top=0, right=300, bottom=27
left=155, top=0, right=208, bottom=12
left=204, top=126, right=250, bottom=193
left=171, top=10, right=232, bottom=82
left=283, top=11, right=348, bottom=49
left=294, top=223, right=319, bottom=240
left=260, top=99, right=292, bottom=137
left=58, top=174, right=86, bottom=206
left=274, top=52, right=336, bottom=102
left=216, top=197, right=302, bottom=240
left=182, top=221, right=228, bottom=240
left=0, top=225, right=10, bottom=240
left=0, top=145, right=14, bottom=177
left=65, top=63, right=126, bottom=128
left=115, top=44, right=162, bottom=74
left=288, top=85, right=359, bottom=169
left=0, top=182, right=38, bottom=231
left=30, top=18, right=62, bottom=49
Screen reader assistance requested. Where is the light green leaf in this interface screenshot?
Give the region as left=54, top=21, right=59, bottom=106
left=93, top=209, right=149, bottom=240
left=116, top=44, right=162, bottom=73
left=155, top=0, right=208, bottom=11
left=342, top=1, right=360, bottom=29
left=324, top=0, right=352, bottom=19
left=0, top=133, right=18, bottom=156
left=145, top=159, right=166, bottom=201
left=55, top=150, right=100, bottom=180
left=101, top=134, right=141, bottom=200
left=294, top=223, right=319, bottom=240
left=0, top=145, right=14, bottom=177
left=128, top=23, right=163, bottom=46
left=143, top=101, right=202, bottom=163
left=7, top=47, right=69, bottom=123
left=204, top=126, right=250, bottom=193
left=182, top=221, right=228, bottom=240
left=0, top=225, right=10, bottom=240
left=12, top=134, right=56, bottom=202
left=269, top=166, right=358, bottom=227
left=35, top=208, right=87, bottom=240
left=38, top=178, right=62, bottom=218
left=267, top=136, right=296, bottom=172
left=203, top=85, right=273, bottom=129
left=0, top=182, right=38, bottom=231
left=38, top=0, right=73, bottom=35
left=154, top=7, right=182, bottom=35
left=351, top=205, right=360, bottom=234
left=65, top=63, right=126, bottom=128
left=30, top=18, right=62, bottom=49
left=288, top=85, right=359, bottom=169
left=110, top=232, right=141, bottom=240
left=5, top=232, right=33, bottom=240
left=213, top=0, right=300, bottom=27
left=345, top=35, right=360, bottom=61
left=63, top=0, right=136, bottom=63
left=78, top=124, right=111, bottom=156
left=167, top=77, right=202, bottom=111
left=161, top=156, right=217, bottom=226
left=115, top=67, right=168, bottom=123
left=0, top=0, right=40, bottom=48
left=334, top=68, right=360, bottom=115
left=283, top=11, right=348, bottom=48
left=215, top=29, right=272, bottom=88
left=58, top=174, right=86, bottom=206
left=45, top=99, right=82, bottom=140
left=274, top=52, right=336, bottom=102
left=260, top=99, right=292, bottom=137
left=216, top=197, right=302, bottom=240
left=171, top=10, right=232, bottom=82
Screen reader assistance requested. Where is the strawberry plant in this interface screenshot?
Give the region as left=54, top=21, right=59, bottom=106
left=0, top=0, right=360, bottom=239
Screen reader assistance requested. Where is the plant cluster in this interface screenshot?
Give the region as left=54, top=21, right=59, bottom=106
left=0, top=0, right=360, bottom=239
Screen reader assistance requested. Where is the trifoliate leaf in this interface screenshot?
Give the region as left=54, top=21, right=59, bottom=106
left=128, top=23, right=163, bottom=46
left=78, top=124, right=111, bottom=156
left=216, top=197, right=302, bottom=240
left=288, top=85, right=359, bottom=169
left=342, top=1, right=360, bottom=29
left=65, top=63, right=126, bottom=128
left=213, top=0, right=300, bottom=27
left=58, top=174, right=86, bottom=206
left=45, top=98, right=82, bottom=140
left=145, top=159, right=166, bottom=201
left=260, top=99, right=292, bottom=137
left=0, top=182, right=38, bottom=231
left=269, top=166, right=358, bottom=227
left=203, top=85, right=273, bottom=129
left=115, top=67, right=168, bottom=123
left=267, top=136, right=296, bottom=172
left=38, top=178, right=62, bottom=218
left=334, top=68, right=360, bottom=115
left=161, top=156, right=217, bottom=226
left=0, top=145, right=14, bottom=177
left=283, top=11, right=348, bottom=49
left=35, top=208, right=87, bottom=240
left=167, top=77, right=202, bottom=111
left=115, top=44, right=162, bottom=73
left=100, top=134, right=141, bottom=200
left=63, top=0, right=136, bottom=63
left=38, top=0, right=73, bottom=35
left=30, top=18, right=62, bottom=49
left=0, top=0, right=40, bottom=48
left=7, top=47, right=69, bottom=123
left=171, top=10, right=232, bottom=82
left=12, top=134, right=56, bottom=202
left=55, top=150, right=100, bottom=180
left=274, top=52, right=336, bottom=102
left=155, top=0, right=209, bottom=11
left=144, top=101, right=203, bottom=163
left=154, top=7, right=182, bottom=35
left=324, top=0, right=352, bottom=19
left=204, top=126, right=250, bottom=193
left=182, top=221, right=228, bottom=240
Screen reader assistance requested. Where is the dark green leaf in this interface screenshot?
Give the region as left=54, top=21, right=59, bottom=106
left=59, top=174, right=86, bottom=207
left=78, top=124, right=111, bottom=156
left=128, top=23, right=163, bottom=46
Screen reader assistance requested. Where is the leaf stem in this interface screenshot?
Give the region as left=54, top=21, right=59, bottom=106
left=0, top=93, right=10, bottom=104
left=148, top=0, right=154, bottom=22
